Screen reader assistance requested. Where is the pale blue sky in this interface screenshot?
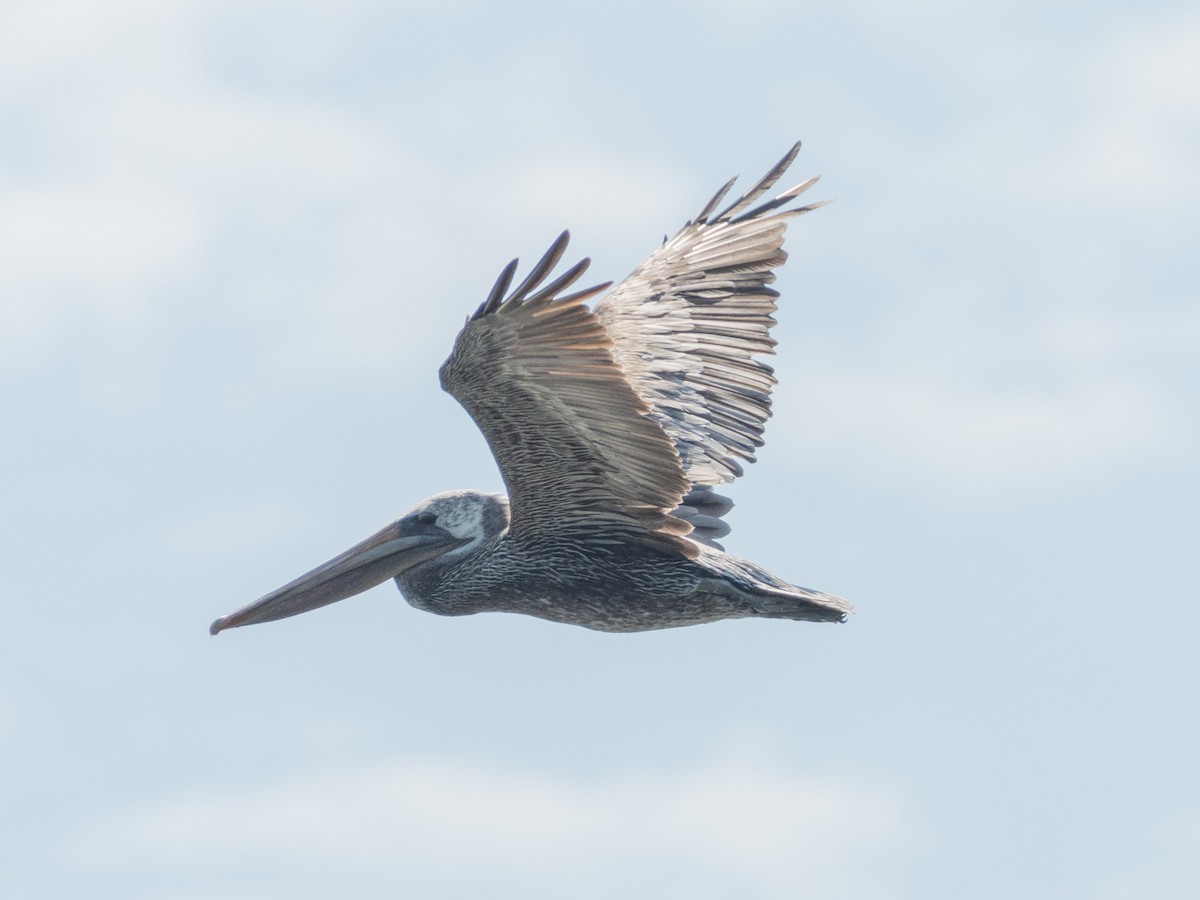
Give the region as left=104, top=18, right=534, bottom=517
left=2, top=1, right=1198, bottom=898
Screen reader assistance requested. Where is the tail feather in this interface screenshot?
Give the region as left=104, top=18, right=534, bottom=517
left=695, top=543, right=852, bottom=623
left=749, top=585, right=852, bottom=623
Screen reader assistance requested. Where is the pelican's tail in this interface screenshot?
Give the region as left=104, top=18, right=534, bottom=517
left=748, top=585, right=852, bottom=624
left=697, top=548, right=852, bottom=624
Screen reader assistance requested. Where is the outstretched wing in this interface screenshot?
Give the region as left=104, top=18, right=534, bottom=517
left=440, top=232, right=698, bottom=558
left=595, top=142, right=826, bottom=496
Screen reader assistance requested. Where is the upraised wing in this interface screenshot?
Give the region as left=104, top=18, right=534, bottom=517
left=595, top=142, right=826, bottom=493
left=440, top=232, right=698, bottom=558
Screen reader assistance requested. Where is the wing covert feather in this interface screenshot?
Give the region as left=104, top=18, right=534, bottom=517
left=440, top=232, right=697, bottom=558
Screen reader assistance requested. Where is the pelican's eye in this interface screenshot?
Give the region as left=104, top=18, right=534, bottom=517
left=416, top=511, right=438, bottom=526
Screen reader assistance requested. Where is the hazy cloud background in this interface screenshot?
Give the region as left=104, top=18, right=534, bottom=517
left=2, top=1, right=1197, bottom=898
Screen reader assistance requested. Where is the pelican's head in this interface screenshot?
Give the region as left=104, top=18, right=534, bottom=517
left=209, top=490, right=508, bottom=635
left=405, top=490, right=509, bottom=552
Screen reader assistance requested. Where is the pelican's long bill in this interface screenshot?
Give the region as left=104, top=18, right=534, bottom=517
left=209, top=520, right=467, bottom=635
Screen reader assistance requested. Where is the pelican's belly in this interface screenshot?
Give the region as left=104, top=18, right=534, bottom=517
left=398, top=540, right=756, bottom=632
left=487, top=548, right=747, bottom=631
left=510, top=587, right=752, bottom=633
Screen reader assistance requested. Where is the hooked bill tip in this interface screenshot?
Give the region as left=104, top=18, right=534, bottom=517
left=209, top=617, right=227, bottom=636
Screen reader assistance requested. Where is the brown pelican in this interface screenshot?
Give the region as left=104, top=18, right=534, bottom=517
left=210, top=143, right=850, bottom=635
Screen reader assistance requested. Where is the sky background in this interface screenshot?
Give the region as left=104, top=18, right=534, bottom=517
left=2, top=0, right=1198, bottom=898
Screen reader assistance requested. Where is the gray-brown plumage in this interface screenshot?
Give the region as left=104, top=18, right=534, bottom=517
left=210, top=143, right=850, bottom=636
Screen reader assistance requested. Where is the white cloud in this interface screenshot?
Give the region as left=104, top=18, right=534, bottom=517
left=1033, top=307, right=1200, bottom=367
left=1089, top=807, right=1200, bottom=900
left=156, top=494, right=322, bottom=565
left=784, top=301, right=1193, bottom=492
left=0, top=0, right=180, bottom=76
left=807, top=366, right=1168, bottom=490
left=0, top=2, right=420, bottom=371
left=1071, top=14, right=1200, bottom=205
left=74, top=757, right=908, bottom=899
left=0, top=0, right=703, bottom=388
left=0, top=183, right=203, bottom=355
left=499, top=152, right=689, bottom=236
left=935, top=11, right=1200, bottom=213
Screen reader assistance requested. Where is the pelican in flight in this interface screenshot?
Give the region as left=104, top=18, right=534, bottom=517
left=210, top=143, right=850, bottom=635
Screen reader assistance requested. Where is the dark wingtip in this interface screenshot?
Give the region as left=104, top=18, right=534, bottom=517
left=526, top=253, right=597, bottom=305
left=715, top=141, right=806, bottom=222
left=507, top=231, right=571, bottom=305
left=556, top=279, right=612, bottom=305
left=476, top=258, right=520, bottom=318
left=693, top=175, right=738, bottom=224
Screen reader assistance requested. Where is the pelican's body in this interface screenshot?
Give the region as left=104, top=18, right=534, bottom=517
left=393, top=492, right=837, bottom=632
left=211, top=144, right=851, bottom=636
